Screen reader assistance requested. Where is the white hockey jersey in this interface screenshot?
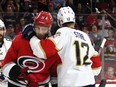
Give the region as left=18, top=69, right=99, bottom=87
left=30, top=27, right=101, bottom=86
left=0, top=38, right=12, bottom=61
left=0, top=38, right=11, bottom=87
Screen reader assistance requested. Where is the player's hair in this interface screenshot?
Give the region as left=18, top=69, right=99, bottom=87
left=62, top=22, right=75, bottom=27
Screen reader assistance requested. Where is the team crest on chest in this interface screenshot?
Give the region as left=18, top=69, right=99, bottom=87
left=53, top=32, right=61, bottom=38
left=17, top=56, right=45, bottom=73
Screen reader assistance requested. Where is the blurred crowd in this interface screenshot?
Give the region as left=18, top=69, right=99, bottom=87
left=0, top=0, right=116, bottom=35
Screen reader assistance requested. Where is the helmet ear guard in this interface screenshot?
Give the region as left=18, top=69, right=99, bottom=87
left=57, top=19, right=63, bottom=27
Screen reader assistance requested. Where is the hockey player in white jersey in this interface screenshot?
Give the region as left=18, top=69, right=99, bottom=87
left=0, top=19, right=12, bottom=87
left=22, top=6, right=102, bottom=87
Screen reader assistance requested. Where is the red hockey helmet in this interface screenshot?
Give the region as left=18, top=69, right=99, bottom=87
left=34, top=11, right=53, bottom=28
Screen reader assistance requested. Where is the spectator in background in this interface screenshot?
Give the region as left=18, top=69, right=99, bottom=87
left=30, top=5, right=39, bottom=24
left=75, top=2, right=88, bottom=14
left=89, top=24, right=102, bottom=51
left=75, top=3, right=88, bottom=30
left=20, top=0, right=34, bottom=24
left=48, top=2, right=58, bottom=35
left=4, top=23, right=16, bottom=40
left=2, top=0, right=16, bottom=12
left=48, top=2, right=54, bottom=13
left=3, top=4, right=17, bottom=27
left=73, top=0, right=88, bottom=7
left=65, top=0, right=76, bottom=13
left=15, top=17, right=27, bottom=35
left=21, top=0, right=33, bottom=12
left=14, top=0, right=24, bottom=12
left=104, top=29, right=116, bottom=57
left=82, top=25, right=95, bottom=46
left=86, top=9, right=99, bottom=31
left=82, top=25, right=89, bottom=34
left=31, top=6, right=39, bottom=18
left=0, top=0, right=6, bottom=11
left=112, top=0, right=116, bottom=13
left=104, top=66, right=116, bottom=80
left=98, top=14, right=112, bottom=37
left=52, top=0, right=66, bottom=13
left=38, top=0, right=49, bottom=11
left=6, top=0, right=16, bottom=11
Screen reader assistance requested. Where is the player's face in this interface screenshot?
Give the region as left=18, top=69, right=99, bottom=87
left=0, top=27, right=4, bottom=42
left=34, top=25, right=49, bottom=39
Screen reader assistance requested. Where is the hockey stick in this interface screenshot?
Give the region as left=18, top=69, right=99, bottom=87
left=98, top=39, right=107, bottom=87
left=98, top=38, right=107, bottom=55
left=99, top=79, right=106, bottom=87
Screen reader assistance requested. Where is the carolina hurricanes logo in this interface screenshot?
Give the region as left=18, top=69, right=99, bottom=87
left=17, top=56, right=45, bottom=73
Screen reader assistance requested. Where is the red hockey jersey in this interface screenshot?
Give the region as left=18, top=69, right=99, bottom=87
left=3, top=34, right=61, bottom=85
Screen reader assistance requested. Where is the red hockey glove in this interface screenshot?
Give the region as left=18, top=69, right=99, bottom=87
left=19, top=74, right=38, bottom=87
left=27, top=80, right=38, bottom=87
left=19, top=67, right=38, bottom=87
left=20, top=67, right=29, bottom=75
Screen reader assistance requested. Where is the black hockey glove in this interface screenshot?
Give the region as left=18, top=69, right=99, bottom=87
left=2, top=62, right=30, bottom=80
left=2, top=62, right=39, bottom=87
left=22, top=24, right=35, bottom=40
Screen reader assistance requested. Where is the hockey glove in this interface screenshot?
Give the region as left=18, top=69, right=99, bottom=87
left=2, top=62, right=30, bottom=80
left=19, top=68, right=38, bottom=87
left=3, top=62, right=38, bottom=87
left=22, top=24, right=35, bottom=40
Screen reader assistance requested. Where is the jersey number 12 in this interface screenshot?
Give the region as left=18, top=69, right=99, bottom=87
left=74, top=41, right=91, bottom=65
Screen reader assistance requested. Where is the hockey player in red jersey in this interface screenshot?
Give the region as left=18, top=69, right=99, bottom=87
left=22, top=6, right=102, bottom=87
left=2, top=11, right=60, bottom=87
